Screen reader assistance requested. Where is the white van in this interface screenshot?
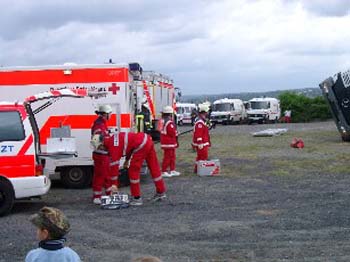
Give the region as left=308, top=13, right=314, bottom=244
left=176, top=103, right=197, bottom=125
left=210, top=98, right=246, bottom=125
left=247, top=97, right=281, bottom=124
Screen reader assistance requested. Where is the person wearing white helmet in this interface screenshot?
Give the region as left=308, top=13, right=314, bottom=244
left=192, top=103, right=211, bottom=173
left=90, top=104, right=117, bottom=205
left=160, top=105, right=180, bottom=178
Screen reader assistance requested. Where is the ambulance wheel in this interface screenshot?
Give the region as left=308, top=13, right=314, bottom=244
left=61, top=166, right=93, bottom=189
left=0, top=178, right=15, bottom=216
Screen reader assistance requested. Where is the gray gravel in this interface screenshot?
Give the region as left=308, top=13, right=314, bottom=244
left=1, top=121, right=350, bottom=262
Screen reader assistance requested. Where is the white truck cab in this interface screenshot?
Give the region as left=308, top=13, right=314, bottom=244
left=0, top=101, right=50, bottom=216
left=210, top=98, right=246, bottom=125
left=247, top=97, right=281, bottom=124
left=0, top=89, right=103, bottom=216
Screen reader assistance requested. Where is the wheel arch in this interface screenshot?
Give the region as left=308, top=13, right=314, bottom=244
left=0, top=175, right=15, bottom=195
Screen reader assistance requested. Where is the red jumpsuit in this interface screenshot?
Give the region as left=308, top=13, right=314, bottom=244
left=192, top=118, right=211, bottom=173
left=160, top=117, right=178, bottom=173
left=104, top=132, right=166, bottom=198
left=91, top=116, right=116, bottom=199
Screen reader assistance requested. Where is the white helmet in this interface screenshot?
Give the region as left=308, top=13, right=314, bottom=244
left=162, top=106, right=173, bottom=114
left=198, top=104, right=209, bottom=113
left=97, top=104, right=113, bottom=114
left=90, top=134, right=103, bottom=149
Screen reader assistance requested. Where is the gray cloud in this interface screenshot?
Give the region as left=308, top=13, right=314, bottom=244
left=284, top=0, right=350, bottom=17
left=0, top=0, right=349, bottom=95
left=0, top=0, right=208, bottom=40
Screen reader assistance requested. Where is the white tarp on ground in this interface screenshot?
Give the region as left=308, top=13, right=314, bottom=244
left=251, top=128, right=288, bottom=137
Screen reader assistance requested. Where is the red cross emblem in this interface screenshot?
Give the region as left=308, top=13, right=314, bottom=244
left=108, top=83, right=120, bottom=95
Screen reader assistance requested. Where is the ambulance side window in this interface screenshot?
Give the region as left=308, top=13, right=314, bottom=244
left=0, top=111, right=25, bottom=141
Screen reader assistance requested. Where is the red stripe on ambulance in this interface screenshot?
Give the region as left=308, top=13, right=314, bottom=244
left=0, top=68, right=129, bottom=85
left=0, top=155, right=36, bottom=177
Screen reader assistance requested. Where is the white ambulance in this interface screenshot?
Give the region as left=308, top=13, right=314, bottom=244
left=0, top=63, right=176, bottom=188
left=210, top=98, right=246, bottom=125
left=175, top=103, right=197, bottom=125
left=247, top=97, right=281, bottom=124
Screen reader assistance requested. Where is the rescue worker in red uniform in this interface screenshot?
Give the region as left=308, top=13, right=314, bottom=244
left=103, top=131, right=166, bottom=206
left=90, top=104, right=118, bottom=205
left=192, top=104, right=211, bottom=173
left=160, top=106, right=180, bottom=178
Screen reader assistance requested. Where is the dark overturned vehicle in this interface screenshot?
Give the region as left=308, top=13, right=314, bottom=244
left=320, top=70, right=350, bottom=141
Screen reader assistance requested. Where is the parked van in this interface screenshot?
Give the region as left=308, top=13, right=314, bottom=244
left=210, top=98, right=246, bottom=125
left=176, top=103, right=197, bottom=125
left=247, top=97, right=281, bottom=124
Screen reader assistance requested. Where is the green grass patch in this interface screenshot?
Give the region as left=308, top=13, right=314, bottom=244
left=156, top=126, right=350, bottom=178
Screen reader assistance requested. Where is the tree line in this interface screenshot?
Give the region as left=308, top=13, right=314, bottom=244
left=278, top=91, right=331, bottom=122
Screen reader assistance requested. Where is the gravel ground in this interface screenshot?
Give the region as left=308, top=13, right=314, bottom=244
left=1, top=121, right=350, bottom=262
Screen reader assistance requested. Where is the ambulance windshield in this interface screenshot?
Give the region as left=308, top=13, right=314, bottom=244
left=177, top=106, right=193, bottom=114
left=213, top=103, right=232, bottom=112
left=250, top=101, right=270, bottom=110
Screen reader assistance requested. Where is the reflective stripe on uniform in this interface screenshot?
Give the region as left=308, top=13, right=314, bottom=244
left=191, top=142, right=210, bottom=147
left=111, top=176, right=118, bottom=181
left=161, top=144, right=177, bottom=148
left=153, top=176, right=163, bottom=182
left=110, top=160, right=120, bottom=166
left=93, top=149, right=108, bottom=155
left=161, top=120, right=172, bottom=135
left=93, top=191, right=103, bottom=195
left=130, top=179, right=140, bottom=184
left=133, top=133, right=147, bottom=153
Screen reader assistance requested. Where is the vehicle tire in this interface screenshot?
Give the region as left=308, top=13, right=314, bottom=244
left=0, top=178, right=15, bottom=217
left=61, top=166, right=93, bottom=189
left=178, top=120, right=183, bottom=126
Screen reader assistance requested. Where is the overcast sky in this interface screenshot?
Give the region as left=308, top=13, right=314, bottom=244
left=1, top=0, right=350, bottom=95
